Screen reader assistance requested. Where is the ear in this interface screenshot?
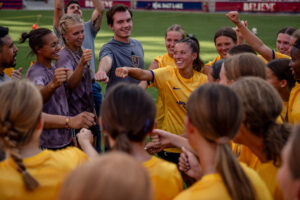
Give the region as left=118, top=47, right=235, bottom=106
left=192, top=52, right=197, bottom=61
left=279, top=79, right=288, bottom=88
left=108, top=24, right=114, bottom=31
left=36, top=115, right=44, bottom=131
left=185, top=117, right=196, bottom=135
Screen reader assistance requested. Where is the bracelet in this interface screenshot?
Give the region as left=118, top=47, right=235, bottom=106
left=65, top=116, right=70, bottom=129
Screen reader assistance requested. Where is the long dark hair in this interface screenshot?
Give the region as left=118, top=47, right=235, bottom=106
left=176, top=36, right=204, bottom=72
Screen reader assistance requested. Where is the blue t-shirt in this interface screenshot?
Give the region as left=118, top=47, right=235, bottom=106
left=99, top=38, right=145, bottom=91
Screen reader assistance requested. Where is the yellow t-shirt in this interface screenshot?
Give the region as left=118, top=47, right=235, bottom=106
left=153, top=53, right=176, bottom=129
left=0, top=147, right=88, bottom=200
left=152, top=67, right=208, bottom=153
left=233, top=144, right=283, bottom=199
left=258, top=50, right=291, bottom=63
left=174, top=163, right=272, bottom=200
left=288, top=83, right=300, bottom=125
left=143, top=156, right=183, bottom=200
left=281, top=101, right=288, bottom=122
left=154, top=53, right=176, bottom=69
left=205, top=55, right=222, bottom=67
left=3, top=68, right=14, bottom=77
left=255, top=161, right=283, bottom=200
left=232, top=143, right=260, bottom=169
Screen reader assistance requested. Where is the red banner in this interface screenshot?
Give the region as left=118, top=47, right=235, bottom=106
left=215, top=1, right=300, bottom=12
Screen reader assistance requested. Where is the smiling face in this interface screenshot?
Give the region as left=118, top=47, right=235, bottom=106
left=0, top=35, right=18, bottom=69
left=173, top=42, right=196, bottom=71
left=165, top=31, right=183, bottom=58
left=37, top=32, right=60, bottom=61
left=63, top=23, right=84, bottom=50
left=289, top=47, right=300, bottom=80
left=277, top=33, right=291, bottom=56
left=109, top=11, right=132, bottom=43
left=215, top=36, right=236, bottom=58
left=66, top=3, right=82, bottom=18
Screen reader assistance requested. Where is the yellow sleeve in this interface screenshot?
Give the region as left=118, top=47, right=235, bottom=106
left=3, top=68, right=14, bottom=77
left=152, top=67, right=172, bottom=89
left=274, top=51, right=291, bottom=59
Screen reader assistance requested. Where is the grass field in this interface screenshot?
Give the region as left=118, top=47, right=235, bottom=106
left=0, top=10, right=300, bottom=97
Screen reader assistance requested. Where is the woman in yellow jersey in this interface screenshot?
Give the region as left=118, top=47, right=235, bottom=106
left=204, top=27, right=237, bottom=68
left=288, top=39, right=300, bottom=124
left=231, top=77, right=292, bottom=199
left=99, top=83, right=183, bottom=200
left=266, top=59, right=295, bottom=122
left=116, top=37, right=207, bottom=163
left=0, top=80, right=88, bottom=200
left=174, top=83, right=271, bottom=200
left=148, top=24, right=186, bottom=130
left=277, top=125, right=300, bottom=200
left=226, top=11, right=293, bottom=61
left=59, top=152, right=153, bottom=200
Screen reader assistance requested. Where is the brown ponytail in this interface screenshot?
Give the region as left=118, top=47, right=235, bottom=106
left=0, top=80, right=42, bottom=191
left=231, top=77, right=291, bottom=166
left=100, top=83, right=155, bottom=154
left=187, top=83, right=256, bottom=200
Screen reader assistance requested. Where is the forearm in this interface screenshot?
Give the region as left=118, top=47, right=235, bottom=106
left=237, top=22, right=272, bottom=60
left=167, top=134, right=193, bottom=152
left=54, top=0, right=64, bottom=29
left=92, top=0, right=104, bottom=14
left=80, top=141, right=99, bottom=159
left=67, top=63, right=85, bottom=89
left=43, top=113, right=66, bottom=129
left=127, top=68, right=153, bottom=81
left=39, top=83, right=58, bottom=103
left=97, top=56, right=112, bottom=74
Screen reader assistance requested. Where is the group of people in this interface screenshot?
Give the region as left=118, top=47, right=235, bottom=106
left=0, top=1, right=300, bottom=199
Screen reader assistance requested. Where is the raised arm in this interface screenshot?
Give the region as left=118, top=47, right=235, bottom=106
left=67, top=49, right=92, bottom=89
left=90, top=0, right=105, bottom=31
left=115, top=67, right=153, bottom=81
left=226, top=11, right=273, bottom=61
left=53, top=0, right=64, bottom=30
left=94, top=56, right=112, bottom=83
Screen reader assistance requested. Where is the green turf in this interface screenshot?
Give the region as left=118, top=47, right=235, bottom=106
left=0, top=10, right=299, bottom=98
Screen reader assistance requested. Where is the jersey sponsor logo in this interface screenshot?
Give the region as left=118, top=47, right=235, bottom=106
left=173, top=86, right=181, bottom=90
left=131, top=55, right=139, bottom=68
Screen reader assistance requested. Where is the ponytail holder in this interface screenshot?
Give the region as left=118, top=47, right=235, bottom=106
left=186, top=33, right=194, bottom=38
left=215, top=137, right=230, bottom=144
left=143, top=118, right=150, bottom=133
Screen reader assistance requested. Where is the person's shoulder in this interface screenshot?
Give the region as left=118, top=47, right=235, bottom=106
left=53, top=147, right=88, bottom=162
left=148, top=156, right=178, bottom=172
left=130, top=38, right=142, bottom=46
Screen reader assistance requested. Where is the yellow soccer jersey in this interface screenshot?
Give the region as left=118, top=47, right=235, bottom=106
left=255, top=161, right=283, bottom=200
left=153, top=54, right=176, bottom=129
left=0, top=147, right=88, bottom=200
left=232, top=143, right=260, bottom=169
left=154, top=53, right=176, bottom=69
left=143, top=156, right=183, bottom=200
left=205, top=55, right=222, bottom=67
left=281, top=101, right=288, bottom=122
left=151, top=67, right=208, bottom=153
left=233, top=143, right=283, bottom=199
left=174, top=163, right=272, bottom=200
left=273, top=50, right=291, bottom=59
left=288, top=83, right=300, bottom=125
left=3, top=67, right=14, bottom=77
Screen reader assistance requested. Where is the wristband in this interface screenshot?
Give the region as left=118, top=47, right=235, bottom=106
left=65, top=116, right=70, bottom=129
